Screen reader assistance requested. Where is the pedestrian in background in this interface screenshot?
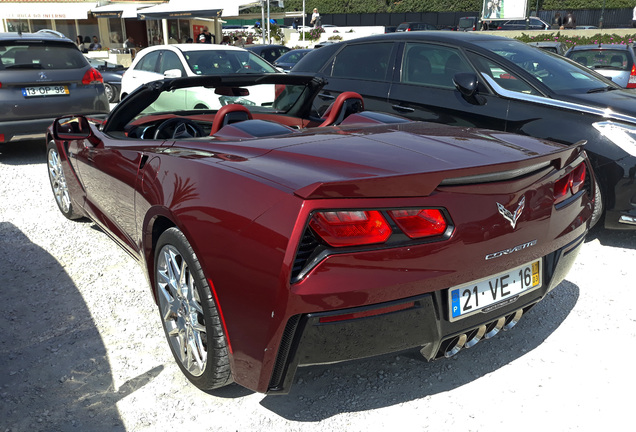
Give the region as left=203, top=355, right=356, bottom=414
left=197, top=26, right=214, bottom=43
left=632, top=5, right=636, bottom=28
left=89, top=36, right=101, bottom=51
left=311, top=8, right=320, bottom=28
left=564, top=11, right=576, bottom=29
left=553, top=12, right=563, bottom=29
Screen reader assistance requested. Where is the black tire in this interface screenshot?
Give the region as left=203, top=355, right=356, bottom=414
left=46, top=140, right=84, bottom=220
left=154, top=227, right=233, bottom=390
left=590, top=179, right=604, bottom=229
left=104, top=83, right=116, bottom=103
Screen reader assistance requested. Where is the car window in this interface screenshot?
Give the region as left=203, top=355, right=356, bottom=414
left=331, top=42, right=393, bottom=81
left=135, top=51, right=160, bottom=72
left=401, top=43, right=473, bottom=89
left=570, top=49, right=631, bottom=71
left=466, top=52, right=540, bottom=94
left=474, top=40, right=612, bottom=95
left=0, top=42, right=86, bottom=70
left=159, top=50, right=184, bottom=74
left=184, top=50, right=277, bottom=75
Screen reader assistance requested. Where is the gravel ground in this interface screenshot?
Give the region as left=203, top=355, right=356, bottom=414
left=1, top=139, right=635, bottom=432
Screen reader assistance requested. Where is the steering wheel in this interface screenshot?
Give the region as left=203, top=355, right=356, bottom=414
left=153, top=118, right=205, bottom=139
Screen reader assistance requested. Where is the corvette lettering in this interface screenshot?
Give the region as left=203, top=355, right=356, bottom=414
left=485, top=240, right=538, bottom=260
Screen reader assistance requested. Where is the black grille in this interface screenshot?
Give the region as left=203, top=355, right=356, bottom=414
left=268, top=314, right=301, bottom=390
left=291, top=228, right=320, bottom=281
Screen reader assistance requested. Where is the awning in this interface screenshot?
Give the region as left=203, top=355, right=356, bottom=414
left=91, top=3, right=158, bottom=19
left=137, top=0, right=242, bottom=20
left=0, top=2, right=94, bottom=20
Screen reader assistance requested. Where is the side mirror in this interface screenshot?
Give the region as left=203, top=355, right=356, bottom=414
left=453, top=72, right=479, bottom=97
left=53, top=116, right=91, bottom=140
left=164, top=68, right=183, bottom=78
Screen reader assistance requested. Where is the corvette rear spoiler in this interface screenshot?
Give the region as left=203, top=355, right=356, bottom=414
left=294, top=143, right=586, bottom=199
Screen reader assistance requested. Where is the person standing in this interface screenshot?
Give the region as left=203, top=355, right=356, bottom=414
left=311, top=8, right=320, bottom=28
left=197, top=26, right=214, bottom=44
left=123, top=36, right=135, bottom=50
left=632, top=5, right=636, bottom=28
left=553, top=12, right=563, bottom=29
left=564, top=11, right=576, bottom=29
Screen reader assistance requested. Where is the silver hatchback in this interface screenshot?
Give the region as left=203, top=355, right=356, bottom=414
left=566, top=44, right=636, bottom=88
left=0, top=30, right=110, bottom=144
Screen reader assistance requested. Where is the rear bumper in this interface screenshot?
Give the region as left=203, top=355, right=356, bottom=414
left=267, top=232, right=585, bottom=394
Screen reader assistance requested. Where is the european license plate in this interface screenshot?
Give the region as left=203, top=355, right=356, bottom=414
left=449, top=260, right=541, bottom=321
left=22, top=86, right=69, bottom=97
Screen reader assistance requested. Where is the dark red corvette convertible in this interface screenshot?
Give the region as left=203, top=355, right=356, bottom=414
left=47, top=74, right=594, bottom=394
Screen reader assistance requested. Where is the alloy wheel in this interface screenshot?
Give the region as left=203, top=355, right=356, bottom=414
left=156, top=244, right=207, bottom=377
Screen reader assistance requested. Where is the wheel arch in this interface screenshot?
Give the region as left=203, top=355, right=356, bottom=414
left=143, top=212, right=176, bottom=303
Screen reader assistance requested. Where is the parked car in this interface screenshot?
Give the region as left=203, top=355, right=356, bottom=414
left=119, top=44, right=278, bottom=100
left=46, top=73, right=592, bottom=394
left=85, top=57, right=126, bottom=103
left=565, top=44, right=636, bottom=88
left=528, top=41, right=567, bottom=56
left=496, top=17, right=551, bottom=30
left=396, top=22, right=438, bottom=32
left=273, top=48, right=311, bottom=71
left=458, top=16, right=479, bottom=31
left=291, top=31, right=636, bottom=229
left=0, top=30, right=109, bottom=144
left=244, top=44, right=290, bottom=64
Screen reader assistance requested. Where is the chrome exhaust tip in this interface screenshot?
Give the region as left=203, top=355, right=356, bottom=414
left=484, top=317, right=506, bottom=339
left=464, top=325, right=487, bottom=348
left=444, top=333, right=467, bottom=358
left=503, top=309, right=523, bottom=331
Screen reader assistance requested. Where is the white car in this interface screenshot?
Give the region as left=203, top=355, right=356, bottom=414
left=119, top=44, right=279, bottom=110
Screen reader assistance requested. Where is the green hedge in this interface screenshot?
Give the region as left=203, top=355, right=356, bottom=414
left=516, top=31, right=636, bottom=50
left=282, top=0, right=634, bottom=13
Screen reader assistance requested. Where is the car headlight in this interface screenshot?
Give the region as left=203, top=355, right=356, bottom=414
left=593, top=121, right=636, bottom=156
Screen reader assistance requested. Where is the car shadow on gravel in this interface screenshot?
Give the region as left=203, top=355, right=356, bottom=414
left=0, top=222, right=160, bottom=431
left=0, top=139, right=46, bottom=165
left=586, top=227, right=636, bottom=249
left=260, top=280, right=579, bottom=421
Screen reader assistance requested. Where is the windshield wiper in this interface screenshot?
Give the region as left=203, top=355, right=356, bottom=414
left=587, top=86, right=618, bottom=93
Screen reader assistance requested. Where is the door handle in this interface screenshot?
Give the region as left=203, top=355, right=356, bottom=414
left=318, top=93, right=335, bottom=101
left=392, top=104, right=414, bottom=113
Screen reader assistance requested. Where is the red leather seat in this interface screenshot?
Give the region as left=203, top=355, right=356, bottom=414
left=319, top=92, right=364, bottom=127
left=209, top=104, right=253, bottom=136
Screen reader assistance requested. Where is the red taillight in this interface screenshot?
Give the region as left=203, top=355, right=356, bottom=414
left=627, top=64, right=636, bottom=88
left=388, top=209, right=447, bottom=238
left=0, top=82, right=3, bottom=89
left=82, top=67, right=103, bottom=85
left=554, top=162, right=587, bottom=204
left=309, top=210, right=392, bottom=247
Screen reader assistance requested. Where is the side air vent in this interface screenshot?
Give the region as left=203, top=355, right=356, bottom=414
left=291, top=229, right=321, bottom=281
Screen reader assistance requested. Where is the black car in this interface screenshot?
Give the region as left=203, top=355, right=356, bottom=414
left=0, top=30, right=109, bottom=144
left=244, top=44, right=290, bottom=64
left=292, top=31, right=636, bottom=230
left=273, top=48, right=311, bottom=72
left=396, top=22, right=438, bottom=32
left=496, top=17, right=551, bottom=30
left=85, top=57, right=126, bottom=103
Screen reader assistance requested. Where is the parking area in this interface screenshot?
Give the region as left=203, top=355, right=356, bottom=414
left=0, top=139, right=634, bottom=431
